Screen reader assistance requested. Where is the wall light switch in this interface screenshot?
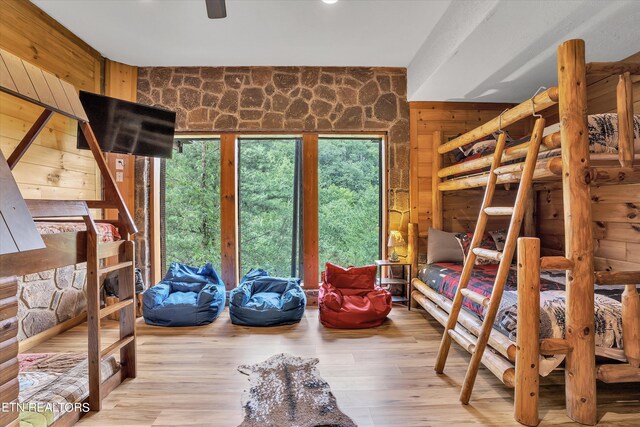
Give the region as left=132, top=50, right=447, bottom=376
left=116, top=171, right=124, bottom=182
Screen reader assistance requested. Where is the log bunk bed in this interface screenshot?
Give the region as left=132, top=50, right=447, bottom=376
left=410, top=39, right=640, bottom=426
left=0, top=48, right=137, bottom=426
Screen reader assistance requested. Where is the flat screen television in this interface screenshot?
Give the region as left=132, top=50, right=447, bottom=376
left=77, top=91, right=176, bottom=159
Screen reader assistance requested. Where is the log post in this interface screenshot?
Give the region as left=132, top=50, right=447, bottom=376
left=616, top=72, right=634, bottom=168
left=408, top=223, right=419, bottom=309
left=557, top=39, right=597, bottom=425
left=523, top=189, right=536, bottom=237
left=515, top=238, right=540, bottom=426
left=621, top=284, right=640, bottom=367
left=432, top=131, right=443, bottom=231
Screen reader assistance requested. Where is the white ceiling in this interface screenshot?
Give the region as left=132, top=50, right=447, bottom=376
left=33, top=0, right=640, bottom=103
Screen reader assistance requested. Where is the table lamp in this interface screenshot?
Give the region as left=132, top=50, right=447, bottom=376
left=387, top=230, right=405, bottom=262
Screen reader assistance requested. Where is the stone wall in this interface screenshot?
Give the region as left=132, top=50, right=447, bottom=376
left=17, top=264, right=87, bottom=340
left=136, top=66, right=411, bottom=270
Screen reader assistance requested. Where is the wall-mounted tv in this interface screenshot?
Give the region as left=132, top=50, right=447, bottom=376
left=77, top=91, right=176, bottom=159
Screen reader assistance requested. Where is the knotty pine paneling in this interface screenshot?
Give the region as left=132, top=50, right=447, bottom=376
left=409, top=101, right=528, bottom=262
left=0, top=0, right=103, bottom=201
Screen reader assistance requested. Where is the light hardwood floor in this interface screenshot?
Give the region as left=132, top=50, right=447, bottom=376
left=31, top=307, right=639, bottom=426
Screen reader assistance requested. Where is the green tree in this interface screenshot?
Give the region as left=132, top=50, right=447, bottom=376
left=164, top=139, right=221, bottom=273
left=164, top=137, right=381, bottom=281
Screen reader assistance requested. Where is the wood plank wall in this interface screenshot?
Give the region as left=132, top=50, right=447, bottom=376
left=104, top=60, right=137, bottom=215
left=0, top=0, right=104, bottom=201
left=537, top=52, right=640, bottom=271
left=409, top=102, right=529, bottom=262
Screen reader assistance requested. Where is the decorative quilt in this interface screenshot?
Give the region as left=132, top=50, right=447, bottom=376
left=18, top=353, right=119, bottom=424
left=418, top=263, right=626, bottom=350
left=35, top=222, right=121, bottom=243
left=449, top=113, right=640, bottom=171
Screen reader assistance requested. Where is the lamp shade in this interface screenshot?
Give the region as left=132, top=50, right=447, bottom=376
left=387, top=230, right=406, bottom=248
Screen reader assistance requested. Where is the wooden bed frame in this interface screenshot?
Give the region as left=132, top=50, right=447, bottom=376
left=410, top=39, right=640, bottom=426
left=0, top=48, right=138, bottom=426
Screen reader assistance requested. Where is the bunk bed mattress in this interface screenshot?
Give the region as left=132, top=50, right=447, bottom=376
left=35, top=222, right=121, bottom=243
left=418, top=263, right=626, bottom=350
left=18, top=352, right=119, bottom=425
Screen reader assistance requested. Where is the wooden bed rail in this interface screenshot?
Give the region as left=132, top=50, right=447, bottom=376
left=437, top=87, right=558, bottom=155
left=437, top=132, right=560, bottom=179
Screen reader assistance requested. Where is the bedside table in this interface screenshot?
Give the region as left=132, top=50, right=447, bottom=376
left=374, top=260, right=412, bottom=310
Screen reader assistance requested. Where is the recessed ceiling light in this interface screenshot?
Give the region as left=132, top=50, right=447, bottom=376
left=322, top=0, right=339, bottom=4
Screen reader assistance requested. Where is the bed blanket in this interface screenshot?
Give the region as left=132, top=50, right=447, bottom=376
left=418, top=263, right=627, bottom=350
left=18, top=353, right=119, bottom=424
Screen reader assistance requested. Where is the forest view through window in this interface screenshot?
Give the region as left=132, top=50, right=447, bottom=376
left=318, top=137, right=381, bottom=275
left=164, top=138, right=221, bottom=273
left=163, top=135, right=381, bottom=282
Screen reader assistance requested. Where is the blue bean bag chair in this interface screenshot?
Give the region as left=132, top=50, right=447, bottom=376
left=229, top=269, right=306, bottom=326
left=143, top=262, right=225, bottom=327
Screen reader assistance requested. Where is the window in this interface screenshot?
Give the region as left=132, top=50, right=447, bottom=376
left=318, top=137, right=382, bottom=273
left=238, top=137, right=301, bottom=277
left=162, top=133, right=385, bottom=286
left=164, top=138, right=221, bottom=272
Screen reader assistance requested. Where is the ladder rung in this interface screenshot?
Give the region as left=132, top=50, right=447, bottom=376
left=460, top=288, right=490, bottom=307
left=472, top=248, right=503, bottom=261
left=539, top=338, right=573, bottom=355
left=99, top=261, right=133, bottom=275
left=484, top=207, right=514, bottom=216
left=99, top=298, right=134, bottom=319
left=100, top=334, right=135, bottom=359
left=540, top=256, right=573, bottom=270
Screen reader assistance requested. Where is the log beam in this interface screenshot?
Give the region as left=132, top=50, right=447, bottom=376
left=596, top=363, right=640, bottom=383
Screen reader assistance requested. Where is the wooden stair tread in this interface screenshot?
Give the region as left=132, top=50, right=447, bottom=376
left=99, top=298, right=134, bottom=319
left=484, top=207, right=514, bottom=216
left=99, top=261, right=133, bottom=275
left=100, top=335, right=135, bottom=359
left=472, top=248, right=503, bottom=261
left=460, top=288, right=490, bottom=307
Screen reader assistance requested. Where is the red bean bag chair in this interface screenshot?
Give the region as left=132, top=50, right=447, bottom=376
left=318, top=263, right=392, bottom=329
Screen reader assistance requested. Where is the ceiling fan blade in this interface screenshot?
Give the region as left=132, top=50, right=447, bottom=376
left=205, top=0, right=227, bottom=19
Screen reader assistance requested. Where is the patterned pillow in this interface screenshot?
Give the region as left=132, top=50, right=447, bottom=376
left=455, top=232, right=499, bottom=265
left=488, top=229, right=507, bottom=251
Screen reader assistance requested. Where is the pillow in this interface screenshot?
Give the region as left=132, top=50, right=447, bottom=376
left=324, top=262, right=376, bottom=290
left=427, top=228, right=464, bottom=264
left=488, top=229, right=507, bottom=251
left=455, top=232, right=499, bottom=265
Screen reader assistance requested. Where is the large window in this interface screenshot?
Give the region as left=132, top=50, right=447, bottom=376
left=164, top=138, right=221, bottom=272
left=163, top=133, right=384, bottom=285
left=318, top=138, right=382, bottom=273
left=238, top=138, right=301, bottom=277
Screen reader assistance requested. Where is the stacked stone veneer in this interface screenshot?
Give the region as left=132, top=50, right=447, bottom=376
left=17, top=264, right=87, bottom=340
left=135, top=66, right=411, bottom=275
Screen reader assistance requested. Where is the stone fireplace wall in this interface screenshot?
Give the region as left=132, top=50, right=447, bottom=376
left=135, top=66, right=410, bottom=278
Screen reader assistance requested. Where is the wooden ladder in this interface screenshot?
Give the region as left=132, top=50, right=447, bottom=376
left=434, top=117, right=546, bottom=404
left=86, top=216, right=137, bottom=411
